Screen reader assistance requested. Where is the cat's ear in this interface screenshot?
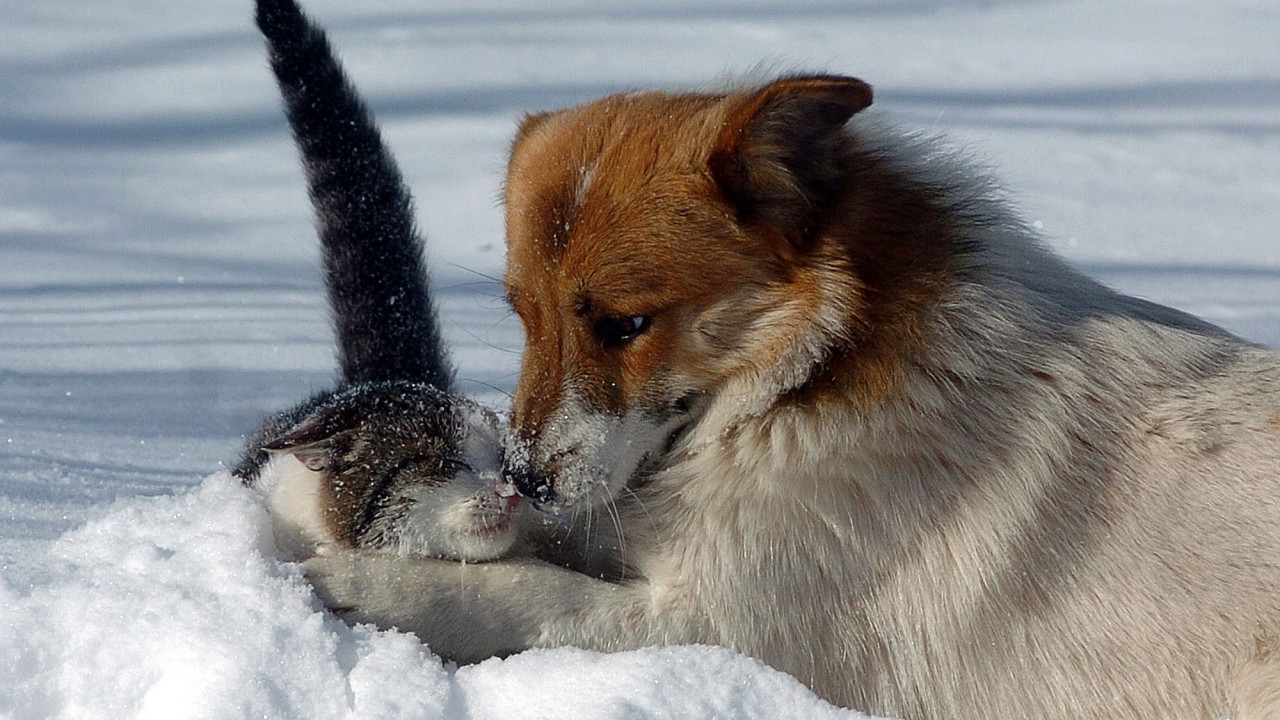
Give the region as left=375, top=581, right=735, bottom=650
left=260, top=401, right=358, bottom=469
left=280, top=445, right=331, bottom=472
left=261, top=427, right=335, bottom=472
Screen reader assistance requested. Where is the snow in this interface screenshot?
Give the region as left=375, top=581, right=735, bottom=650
left=1, top=0, right=1278, bottom=718
left=2, top=474, right=852, bottom=719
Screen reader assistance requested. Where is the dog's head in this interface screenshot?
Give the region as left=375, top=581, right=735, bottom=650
left=501, top=75, right=874, bottom=512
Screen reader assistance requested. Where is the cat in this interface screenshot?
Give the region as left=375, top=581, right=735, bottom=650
left=233, top=0, right=519, bottom=563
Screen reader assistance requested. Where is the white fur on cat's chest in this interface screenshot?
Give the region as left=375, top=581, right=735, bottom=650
left=256, top=453, right=342, bottom=560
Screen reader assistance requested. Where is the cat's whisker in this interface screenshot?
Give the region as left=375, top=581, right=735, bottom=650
left=459, top=378, right=514, bottom=400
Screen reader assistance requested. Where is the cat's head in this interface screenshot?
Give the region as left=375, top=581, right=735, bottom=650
left=259, top=380, right=520, bottom=562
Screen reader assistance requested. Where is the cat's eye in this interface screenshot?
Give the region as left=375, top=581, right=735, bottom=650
left=593, top=314, right=651, bottom=349
left=440, top=458, right=472, bottom=475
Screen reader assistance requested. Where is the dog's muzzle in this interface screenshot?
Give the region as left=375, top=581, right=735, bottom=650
left=503, top=462, right=555, bottom=504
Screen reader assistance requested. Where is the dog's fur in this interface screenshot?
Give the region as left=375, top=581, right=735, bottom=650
left=306, top=75, right=1280, bottom=718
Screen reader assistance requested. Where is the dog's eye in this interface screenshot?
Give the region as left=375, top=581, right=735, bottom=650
left=593, top=314, right=651, bottom=349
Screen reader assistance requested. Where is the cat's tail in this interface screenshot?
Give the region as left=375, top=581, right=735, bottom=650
left=256, top=0, right=453, bottom=390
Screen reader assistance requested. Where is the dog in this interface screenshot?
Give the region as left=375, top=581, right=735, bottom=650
left=306, top=74, right=1280, bottom=719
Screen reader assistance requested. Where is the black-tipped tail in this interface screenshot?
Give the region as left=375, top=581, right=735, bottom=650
left=256, top=0, right=453, bottom=390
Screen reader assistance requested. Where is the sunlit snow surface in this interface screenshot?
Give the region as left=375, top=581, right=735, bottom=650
left=2, top=0, right=1278, bottom=717
left=2, top=474, right=858, bottom=719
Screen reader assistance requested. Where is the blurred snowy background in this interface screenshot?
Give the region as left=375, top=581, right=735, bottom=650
left=1, top=1, right=1278, bottom=717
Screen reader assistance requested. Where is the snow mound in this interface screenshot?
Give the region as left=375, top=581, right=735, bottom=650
left=0, top=474, right=871, bottom=720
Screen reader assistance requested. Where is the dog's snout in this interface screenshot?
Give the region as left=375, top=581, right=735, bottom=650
left=503, top=461, right=555, bottom=504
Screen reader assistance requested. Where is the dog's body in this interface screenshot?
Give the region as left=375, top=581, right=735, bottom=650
left=307, top=76, right=1280, bottom=718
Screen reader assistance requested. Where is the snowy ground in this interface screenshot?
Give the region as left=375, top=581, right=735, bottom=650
left=1, top=1, right=1278, bottom=718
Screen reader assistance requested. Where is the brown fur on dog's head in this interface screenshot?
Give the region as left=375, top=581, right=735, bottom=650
left=501, top=75, right=964, bottom=508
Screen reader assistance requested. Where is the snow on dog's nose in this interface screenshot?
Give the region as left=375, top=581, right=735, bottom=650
left=503, top=451, right=555, bottom=504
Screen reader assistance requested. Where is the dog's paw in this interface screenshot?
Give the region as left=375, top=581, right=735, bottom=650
left=301, top=552, right=550, bottom=662
left=302, top=551, right=459, bottom=638
left=302, top=551, right=368, bottom=614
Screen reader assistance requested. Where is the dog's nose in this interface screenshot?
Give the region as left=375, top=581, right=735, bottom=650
left=503, top=463, right=555, bottom=504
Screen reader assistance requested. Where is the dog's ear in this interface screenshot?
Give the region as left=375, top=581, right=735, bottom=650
left=709, top=75, right=872, bottom=249
left=512, top=110, right=554, bottom=149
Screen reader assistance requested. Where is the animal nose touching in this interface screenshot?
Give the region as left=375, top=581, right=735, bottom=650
left=501, top=445, right=554, bottom=505
left=502, top=384, right=703, bottom=508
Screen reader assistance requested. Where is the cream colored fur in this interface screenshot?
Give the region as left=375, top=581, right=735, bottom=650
left=305, top=103, right=1280, bottom=719
left=256, top=453, right=341, bottom=561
